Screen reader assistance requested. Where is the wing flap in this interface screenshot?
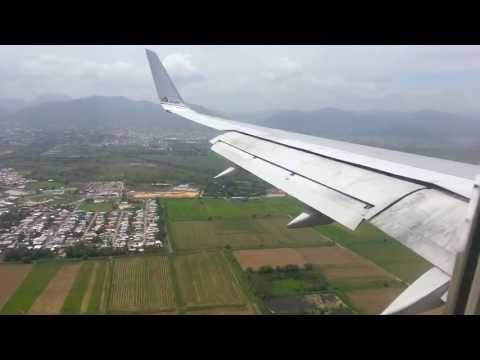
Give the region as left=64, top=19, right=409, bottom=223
left=213, top=132, right=425, bottom=209
left=212, top=131, right=469, bottom=274
left=371, top=189, right=468, bottom=274
left=211, top=140, right=368, bottom=230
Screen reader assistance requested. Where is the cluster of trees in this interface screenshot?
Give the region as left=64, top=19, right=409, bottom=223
left=249, top=263, right=314, bottom=274
left=65, top=243, right=127, bottom=259
left=0, top=209, right=24, bottom=229
left=204, top=179, right=269, bottom=198
left=155, top=200, right=167, bottom=241
left=3, top=247, right=55, bottom=263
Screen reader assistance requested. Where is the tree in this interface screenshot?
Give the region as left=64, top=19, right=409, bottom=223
left=258, top=265, right=273, bottom=274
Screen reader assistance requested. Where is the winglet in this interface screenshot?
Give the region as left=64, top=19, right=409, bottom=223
left=145, top=49, right=184, bottom=104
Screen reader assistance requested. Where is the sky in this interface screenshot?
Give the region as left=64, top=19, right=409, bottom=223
left=0, top=45, right=480, bottom=115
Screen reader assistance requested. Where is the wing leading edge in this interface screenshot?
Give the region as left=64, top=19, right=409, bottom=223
left=145, top=49, right=477, bottom=314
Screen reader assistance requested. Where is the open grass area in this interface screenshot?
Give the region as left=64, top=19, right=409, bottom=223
left=315, top=223, right=432, bottom=284
left=204, top=198, right=303, bottom=219
left=170, top=217, right=333, bottom=251
left=27, top=180, right=64, bottom=191
left=165, top=197, right=303, bottom=222
left=1, top=262, right=62, bottom=314
left=79, top=201, right=116, bottom=213
left=174, top=250, right=248, bottom=310
left=165, top=199, right=211, bottom=222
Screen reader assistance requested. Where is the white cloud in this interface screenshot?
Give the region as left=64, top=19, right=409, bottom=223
left=262, top=57, right=302, bottom=82
left=20, top=54, right=142, bottom=81
left=0, top=45, right=479, bottom=114
left=163, top=53, right=205, bottom=86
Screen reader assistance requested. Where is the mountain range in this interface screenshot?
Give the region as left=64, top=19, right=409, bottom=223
left=1, top=95, right=479, bottom=161
left=233, top=107, right=480, bottom=147
left=0, top=96, right=218, bottom=135
left=0, top=94, right=71, bottom=115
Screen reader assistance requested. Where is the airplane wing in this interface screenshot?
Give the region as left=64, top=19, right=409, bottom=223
left=145, top=49, right=479, bottom=314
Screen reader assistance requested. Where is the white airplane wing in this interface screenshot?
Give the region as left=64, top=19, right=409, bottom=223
left=145, top=49, right=478, bottom=314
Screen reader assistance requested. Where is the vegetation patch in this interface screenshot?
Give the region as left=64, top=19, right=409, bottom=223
left=265, top=293, right=353, bottom=315
left=246, top=265, right=330, bottom=299
left=79, top=200, right=116, bottom=213
left=27, top=180, right=64, bottom=191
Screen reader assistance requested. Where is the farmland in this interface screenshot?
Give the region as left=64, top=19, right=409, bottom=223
left=86, top=260, right=108, bottom=313
left=0, top=197, right=437, bottom=315
left=315, top=223, right=432, bottom=283
left=29, top=264, right=81, bottom=314
left=174, top=250, right=249, bottom=311
left=235, top=244, right=408, bottom=314
left=61, top=261, right=95, bottom=314
left=234, top=248, right=307, bottom=271
left=169, top=217, right=333, bottom=251
left=1, top=262, right=62, bottom=314
left=107, top=256, right=175, bottom=313
left=165, top=197, right=303, bottom=222
left=346, top=288, right=405, bottom=315
left=0, top=264, right=32, bottom=309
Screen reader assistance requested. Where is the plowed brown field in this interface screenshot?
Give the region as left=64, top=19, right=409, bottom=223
left=234, top=248, right=307, bottom=270
left=347, top=288, right=404, bottom=314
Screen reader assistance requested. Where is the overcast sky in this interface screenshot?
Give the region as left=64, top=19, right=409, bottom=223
left=1, top=45, right=479, bottom=115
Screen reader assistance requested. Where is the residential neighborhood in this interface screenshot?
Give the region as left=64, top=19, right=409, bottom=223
left=0, top=168, right=166, bottom=257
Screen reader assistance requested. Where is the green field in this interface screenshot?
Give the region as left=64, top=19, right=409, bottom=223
left=315, top=223, right=431, bottom=283
left=1, top=262, right=62, bottom=314
left=165, top=199, right=211, bottom=221
left=27, top=180, right=64, bottom=191
left=79, top=201, right=116, bottom=213
left=247, top=269, right=330, bottom=298
left=165, top=197, right=303, bottom=222
left=174, top=250, right=248, bottom=310
left=169, top=217, right=333, bottom=251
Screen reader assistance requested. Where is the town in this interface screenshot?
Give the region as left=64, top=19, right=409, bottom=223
left=0, top=167, right=199, bottom=258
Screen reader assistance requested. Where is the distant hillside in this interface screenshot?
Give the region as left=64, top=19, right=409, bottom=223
left=234, top=107, right=480, bottom=147
left=0, top=96, right=218, bottom=135
left=0, top=98, right=28, bottom=114
left=2, top=95, right=480, bottom=162
left=29, top=93, right=71, bottom=107
left=0, top=94, right=72, bottom=118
